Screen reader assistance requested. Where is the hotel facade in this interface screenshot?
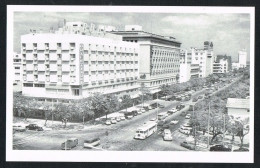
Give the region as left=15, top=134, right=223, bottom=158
left=21, top=32, right=140, bottom=100
left=111, top=26, right=182, bottom=93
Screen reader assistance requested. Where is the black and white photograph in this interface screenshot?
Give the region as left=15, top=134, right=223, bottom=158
left=6, top=5, right=254, bottom=163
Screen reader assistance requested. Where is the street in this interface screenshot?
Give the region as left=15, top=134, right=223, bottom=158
left=13, top=76, right=242, bottom=151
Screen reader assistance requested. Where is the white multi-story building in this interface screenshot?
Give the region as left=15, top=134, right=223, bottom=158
left=111, top=26, right=181, bottom=93
left=213, top=58, right=229, bottom=74
left=179, top=49, right=199, bottom=83
left=238, top=49, right=247, bottom=68
left=21, top=32, right=140, bottom=100
left=13, top=52, right=22, bottom=83
left=189, top=43, right=214, bottom=78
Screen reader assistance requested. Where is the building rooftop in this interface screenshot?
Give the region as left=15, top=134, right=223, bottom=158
left=110, top=30, right=181, bottom=44
left=226, top=98, right=250, bottom=109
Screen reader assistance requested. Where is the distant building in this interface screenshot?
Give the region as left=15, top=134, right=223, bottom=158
left=179, top=49, right=199, bottom=83
left=226, top=98, right=250, bottom=120
left=13, top=52, right=22, bottom=83
left=204, top=41, right=214, bottom=51
left=190, top=45, right=214, bottom=78
left=215, top=55, right=232, bottom=71
left=213, top=58, right=229, bottom=74
left=232, top=62, right=240, bottom=70
left=238, top=49, right=247, bottom=68
left=110, top=25, right=181, bottom=93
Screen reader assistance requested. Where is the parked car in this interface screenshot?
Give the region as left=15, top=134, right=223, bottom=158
left=120, top=116, right=126, bottom=120
left=179, top=127, right=192, bottom=135
left=176, top=104, right=185, bottom=110
left=150, top=103, right=158, bottom=109
left=150, top=118, right=157, bottom=122
left=111, top=118, right=117, bottom=124
left=233, top=147, right=249, bottom=152
left=180, top=141, right=195, bottom=150
left=158, top=104, right=165, bottom=108
left=192, top=98, right=198, bottom=102
left=170, top=120, right=179, bottom=125
left=84, top=137, right=100, bottom=148
left=158, top=120, right=166, bottom=126
left=139, top=108, right=146, bottom=113
left=209, top=145, right=231, bottom=151
left=116, top=117, right=121, bottom=122
left=185, top=114, right=191, bottom=119
left=105, top=120, right=111, bottom=125
left=163, top=129, right=173, bottom=141
left=180, top=111, right=187, bottom=116
left=132, top=110, right=138, bottom=116
left=13, top=124, right=26, bottom=132
left=162, top=124, right=170, bottom=129
left=26, top=124, right=43, bottom=131
left=198, top=95, right=203, bottom=99
left=61, top=138, right=78, bottom=150
left=167, top=108, right=177, bottom=115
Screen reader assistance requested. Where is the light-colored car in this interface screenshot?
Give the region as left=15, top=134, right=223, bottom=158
left=105, top=120, right=111, bottom=125
left=116, top=117, right=121, bottom=122
left=163, top=129, right=173, bottom=141
left=185, top=114, right=191, bottom=119
left=170, top=120, right=179, bottom=125
left=120, top=116, right=126, bottom=120
left=150, top=118, right=157, bottom=121
left=13, top=124, right=26, bottom=132
left=179, top=127, right=192, bottom=135
left=111, top=118, right=117, bottom=124
left=140, top=108, right=146, bottom=113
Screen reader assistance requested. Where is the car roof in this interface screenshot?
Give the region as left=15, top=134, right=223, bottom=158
left=68, top=138, right=78, bottom=140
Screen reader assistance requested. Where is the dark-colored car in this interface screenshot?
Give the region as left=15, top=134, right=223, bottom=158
left=180, top=141, right=195, bottom=150
left=150, top=103, right=158, bottom=109
left=192, top=98, right=198, bottom=102
left=233, top=147, right=249, bottom=152
left=61, top=138, right=78, bottom=150
left=25, top=124, right=43, bottom=131
left=132, top=110, right=138, bottom=116
left=158, top=120, right=166, bottom=126
left=162, top=124, right=170, bottom=129
left=198, top=95, right=203, bottom=99
left=158, top=104, right=165, bottom=108
left=176, top=104, right=185, bottom=110
left=209, top=145, right=231, bottom=151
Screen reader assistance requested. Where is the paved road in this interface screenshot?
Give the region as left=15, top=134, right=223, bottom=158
left=13, top=76, right=241, bottom=151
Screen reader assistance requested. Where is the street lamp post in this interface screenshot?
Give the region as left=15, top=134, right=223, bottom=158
left=52, top=99, right=54, bottom=128
left=156, top=91, right=159, bottom=120
left=207, top=102, right=211, bottom=148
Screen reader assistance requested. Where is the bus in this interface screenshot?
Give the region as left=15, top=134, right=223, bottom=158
left=158, top=112, right=168, bottom=120
left=134, top=122, right=157, bottom=140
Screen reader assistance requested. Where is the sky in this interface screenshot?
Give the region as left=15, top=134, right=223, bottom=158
left=13, top=12, right=251, bottom=62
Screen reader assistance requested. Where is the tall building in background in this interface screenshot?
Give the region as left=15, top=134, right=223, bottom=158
left=238, top=49, right=247, bottom=68
left=21, top=25, right=140, bottom=100
left=213, top=59, right=229, bottom=74
left=179, top=49, right=199, bottom=83
left=110, top=25, right=181, bottom=93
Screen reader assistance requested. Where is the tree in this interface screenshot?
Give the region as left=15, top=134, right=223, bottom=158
left=159, top=84, right=171, bottom=99
left=195, top=96, right=230, bottom=144
left=120, top=94, right=133, bottom=112
left=139, top=83, right=152, bottom=106
left=234, top=118, right=250, bottom=148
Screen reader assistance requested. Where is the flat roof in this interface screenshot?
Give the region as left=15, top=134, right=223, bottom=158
left=226, top=98, right=250, bottom=109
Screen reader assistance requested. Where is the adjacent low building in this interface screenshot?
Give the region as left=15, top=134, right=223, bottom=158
left=226, top=98, right=250, bottom=120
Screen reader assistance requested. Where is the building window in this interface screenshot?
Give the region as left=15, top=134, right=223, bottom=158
left=35, top=84, right=45, bottom=87
left=23, top=83, right=33, bottom=87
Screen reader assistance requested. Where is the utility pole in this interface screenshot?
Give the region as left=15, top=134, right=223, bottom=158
left=156, top=91, right=159, bottom=120
left=52, top=99, right=54, bottom=128
left=193, top=105, right=196, bottom=151
left=223, top=113, right=226, bottom=145
left=207, top=102, right=210, bottom=148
